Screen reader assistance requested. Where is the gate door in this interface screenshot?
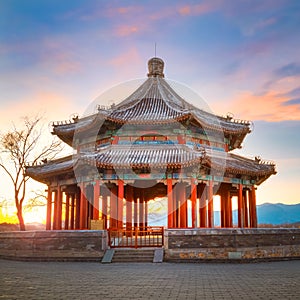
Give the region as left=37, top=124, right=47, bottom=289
left=108, top=226, right=164, bottom=248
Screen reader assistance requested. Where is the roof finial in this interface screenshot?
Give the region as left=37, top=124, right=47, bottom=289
left=147, top=57, right=165, bottom=78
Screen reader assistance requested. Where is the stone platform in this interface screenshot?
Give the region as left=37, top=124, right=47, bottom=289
left=164, top=228, right=300, bottom=262
left=0, top=230, right=107, bottom=261
left=1, top=228, right=300, bottom=262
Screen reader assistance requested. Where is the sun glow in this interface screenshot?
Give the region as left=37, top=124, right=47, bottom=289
left=0, top=203, right=46, bottom=225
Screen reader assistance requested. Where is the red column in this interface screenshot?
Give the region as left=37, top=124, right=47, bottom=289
left=80, top=183, right=87, bottom=229
left=134, top=189, right=138, bottom=228
left=226, top=191, right=232, bottom=227
left=250, top=186, right=258, bottom=227
left=110, top=186, right=117, bottom=228
left=46, top=187, right=52, bottom=230
left=207, top=180, right=214, bottom=228
left=75, top=191, right=80, bottom=229
left=126, top=185, right=133, bottom=230
left=118, top=180, right=124, bottom=229
left=198, top=184, right=206, bottom=227
left=53, top=190, right=58, bottom=230
left=220, top=190, right=226, bottom=228
left=145, top=198, right=148, bottom=228
left=57, top=186, right=62, bottom=230
left=102, top=194, right=108, bottom=229
left=179, top=182, right=187, bottom=228
left=64, top=193, right=70, bottom=230
left=173, top=185, right=178, bottom=228
left=191, top=179, right=197, bottom=228
left=70, top=194, right=75, bottom=230
left=93, top=180, right=100, bottom=220
left=229, top=195, right=233, bottom=227
left=238, top=184, right=243, bottom=228
left=139, top=190, right=144, bottom=230
left=167, top=178, right=173, bottom=228
left=243, top=190, right=249, bottom=228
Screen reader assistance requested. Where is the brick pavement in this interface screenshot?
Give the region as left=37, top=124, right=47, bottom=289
left=0, top=259, right=300, bottom=299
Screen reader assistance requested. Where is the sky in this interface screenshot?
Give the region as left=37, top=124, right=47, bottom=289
left=1, top=0, right=300, bottom=223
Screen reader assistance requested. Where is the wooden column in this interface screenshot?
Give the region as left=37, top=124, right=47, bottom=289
left=249, top=186, right=257, bottom=228
left=220, top=190, right=226, bottom=228
left=133, top=189, right=138, bottom=228
left=118, top=180, right=124, bottom=229
left=102, top=193, right=108, bottom=229
left=110, top=186, right=117, bottom=228
left=191, top=179, right=197, bottom=228
left=167, top=178, right=173, bottom=228
left=93, top=180, right=100, bottom=220
left=207, top=180, right=214, bottom=228
left=179, top=182, right=187, bottom=228
left=64, top=193, right=70, bottom=230
left=238, top=184, right=243, bottom=228
left=243, top=190, right=249, bottom=228
left=229, top=195, right=233, bottom=227
left=198, top=184, right=206, bottom=228
left=79, top=183, right=87, bottom=229
left=145, top=198, right=148, bottom=228
left=226, top=192, right=232, bottom=227
left=126, top=185, right=133, bottom=230
left=75, top=190, right=80, bottom=229
left=173, top=184, right=178, bottom=228
left=46, top=187, right=52, bottom=230
left=139, top=190, right=144, bottom=230
left=70, top=194, right=75, bottom=230
left=53, top=190, right=58, bottom=230
left=57, top=186, right=62, bottom=230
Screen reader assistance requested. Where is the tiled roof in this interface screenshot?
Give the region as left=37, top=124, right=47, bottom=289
left=25, top=155, right=75, bottom=182
left=26, top=146, right=276, bottom=184
left=52, top=77, right=250, bottom=141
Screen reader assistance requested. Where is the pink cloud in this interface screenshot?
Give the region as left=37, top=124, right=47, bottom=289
left=108, top=47, right=142, bottom=70
left=178, top=2, right=217, bottom=16
left=0, top=92, right=79, bottom=131
left=114, top=25, right=139, bottom=37
left=216, top=90, right=300, bottom=122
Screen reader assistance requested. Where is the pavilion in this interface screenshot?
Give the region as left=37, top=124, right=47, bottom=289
left=26, top=57, right=276, bottom=234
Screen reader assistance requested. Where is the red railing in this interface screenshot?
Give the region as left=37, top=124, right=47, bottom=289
left=108, top=226, right=164, bottom=248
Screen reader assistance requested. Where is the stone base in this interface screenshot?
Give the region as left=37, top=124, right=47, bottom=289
left=0, top=230, right=107, bottom=261
left=164, top=228, right=300, bottom=262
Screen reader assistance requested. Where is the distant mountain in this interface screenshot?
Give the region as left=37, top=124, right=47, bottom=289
left=256, top=203, right=300, bottom=225
left=148, top=201, right=300, bottom=227
left=221, top=203, right=300, bottom=226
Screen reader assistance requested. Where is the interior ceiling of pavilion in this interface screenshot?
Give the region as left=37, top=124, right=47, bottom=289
left=26, top=57, right=276, bottom=185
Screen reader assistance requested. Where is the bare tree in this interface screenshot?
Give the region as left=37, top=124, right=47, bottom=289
left=0, top=116, right=62, bottom=230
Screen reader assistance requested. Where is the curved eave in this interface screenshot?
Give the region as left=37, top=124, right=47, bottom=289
left=25, top=156, right=75, bottom=184
left=52, top=112, right=109, bottom=145
left=79, top=146, right=276, bottom=185
left=206, top=152, right=276, bottom=184
left=105, top=113, right=190, bottom=125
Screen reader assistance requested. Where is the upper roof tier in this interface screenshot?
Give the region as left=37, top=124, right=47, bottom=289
left=52, top=57, right=251, bottom=146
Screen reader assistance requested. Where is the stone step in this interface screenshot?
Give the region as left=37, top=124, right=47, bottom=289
left=112, top=249, right=155, bottom=263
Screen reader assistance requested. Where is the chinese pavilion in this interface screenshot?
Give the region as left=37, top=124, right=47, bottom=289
left=26, top=57, right=276, bottom=232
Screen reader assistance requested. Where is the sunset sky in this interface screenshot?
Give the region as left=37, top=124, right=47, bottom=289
left=1, top=0, right=300, bottom=223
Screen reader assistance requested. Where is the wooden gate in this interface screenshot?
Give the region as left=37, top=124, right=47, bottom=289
left=108, top=226, right=164, bottom=248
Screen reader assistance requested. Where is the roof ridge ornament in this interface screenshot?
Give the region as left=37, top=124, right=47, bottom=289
left=147, top=57, right=165, bottom=78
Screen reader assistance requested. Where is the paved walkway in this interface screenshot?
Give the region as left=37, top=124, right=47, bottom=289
left=0, top=259, right=300, bottom=299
